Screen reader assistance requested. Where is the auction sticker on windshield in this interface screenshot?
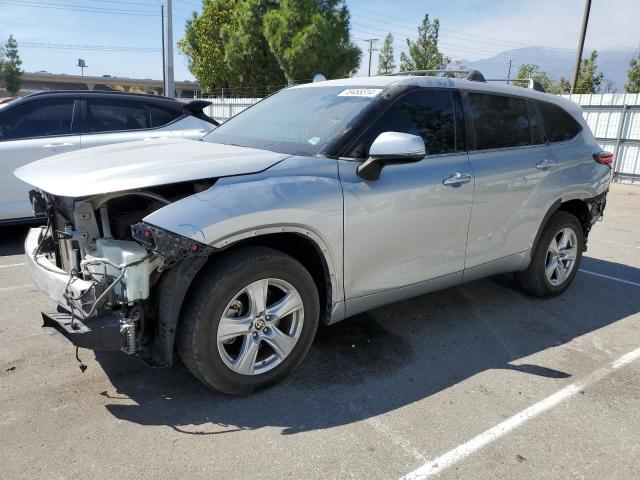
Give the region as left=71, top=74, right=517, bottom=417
left=337, top=88, right=383, bottom=97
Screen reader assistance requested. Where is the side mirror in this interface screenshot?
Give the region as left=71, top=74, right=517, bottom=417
left=356, top=132, right=425, bottom=181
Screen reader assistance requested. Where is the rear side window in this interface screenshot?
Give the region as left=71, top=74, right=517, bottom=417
left=146, top=103, right=182, bottom=127
left=350, top=89, right=459, bottom=157
left=468, top=93, right=539, bottom=150
left=86, top=99, right=151, bottom=133
left=0, top=100, right=74, bottom=141
left=536, top=102, right=582, bottom=143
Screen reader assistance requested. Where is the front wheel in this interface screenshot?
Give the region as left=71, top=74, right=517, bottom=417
left=515, top=211, right=584, bottom=297
left=177, top=246, right=320, bottom=395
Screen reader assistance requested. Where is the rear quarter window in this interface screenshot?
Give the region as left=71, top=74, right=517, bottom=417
left=145, top=103, right=183, bottom=127
left=536, top=101, right=582, bottom=143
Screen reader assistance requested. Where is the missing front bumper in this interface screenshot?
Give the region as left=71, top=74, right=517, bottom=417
left=42, top=311, right=123, bottom=351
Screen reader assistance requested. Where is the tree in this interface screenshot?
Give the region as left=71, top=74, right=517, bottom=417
left=178, top=2, right=236, bottom=93
left=516, top=64, right=559, bottom=93
left=263, top=0, right=361, bottom=83
left=180, top=0, right=360, bottom=94
left=377, top=33, right=395, bottom=75
left=626, top=49, right=640, bottom=93
left=3, top=35, right=23, bottom=95
left=574, top=50, right=604, bottom=94
left=399, top=14, right=449, bottom=72
left=220, top=0, right=286, bottom=93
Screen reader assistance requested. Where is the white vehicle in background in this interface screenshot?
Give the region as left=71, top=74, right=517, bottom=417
left=0, top=90, right=217, bottom=224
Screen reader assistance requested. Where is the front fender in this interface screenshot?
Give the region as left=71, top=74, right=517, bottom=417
left=143, top=155, right=344, bottom=310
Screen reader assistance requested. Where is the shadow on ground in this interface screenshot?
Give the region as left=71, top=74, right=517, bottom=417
left=0, top=226, right=31, bottom=256
left=94, top=258, right=640, bottom=436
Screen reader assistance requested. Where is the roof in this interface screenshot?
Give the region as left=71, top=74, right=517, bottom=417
left=292, top=74, right=578, bottom=112
left=22, top=90, right=178, bottom=101
left=21, top=71, right=198, bottom=89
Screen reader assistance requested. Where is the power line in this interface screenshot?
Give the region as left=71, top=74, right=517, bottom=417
left=350, top=6, right=574, bottom=53
left=0, top=0, right=159, bottom=16
left=19, top=41, right=160, bottom=52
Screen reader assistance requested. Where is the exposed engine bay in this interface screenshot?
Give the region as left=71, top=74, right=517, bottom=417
left=30, top=180, right=215, bottom=358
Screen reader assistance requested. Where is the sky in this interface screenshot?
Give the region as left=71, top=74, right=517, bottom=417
left=0, top=0, right=638, bottom=82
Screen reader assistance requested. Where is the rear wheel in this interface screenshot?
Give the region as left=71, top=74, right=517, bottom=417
left=515, top=211, right=584, bottom=297
left=177, top=246, right=319, bottom=395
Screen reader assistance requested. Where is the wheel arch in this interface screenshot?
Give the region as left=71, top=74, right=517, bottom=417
left=148, top=228, right=340, bottom=367
left=532, top=198, right=592, bottom=258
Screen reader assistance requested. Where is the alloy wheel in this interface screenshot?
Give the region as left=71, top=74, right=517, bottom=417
left=545, top=227, right=578, bottom=286
left=216, top=278, right=304, bottom=375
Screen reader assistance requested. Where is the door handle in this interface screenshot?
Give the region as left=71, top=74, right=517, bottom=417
left=443, top=172, right=471, bottom=187
left=42, top=142, right=74, bottom=148
left=536, top=159, right=557, bottom=170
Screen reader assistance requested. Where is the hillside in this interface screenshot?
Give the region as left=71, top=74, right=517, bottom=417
left=452, top=47, right=636, bottom=91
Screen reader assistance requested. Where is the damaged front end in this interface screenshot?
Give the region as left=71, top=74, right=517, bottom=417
left=25, top=183, right=214, bottom=360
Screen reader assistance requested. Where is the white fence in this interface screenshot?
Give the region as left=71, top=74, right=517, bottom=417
left=199, top=93, right=640, bottom=181
left=563, top=94, right=640, bottom=181
left=203, top=97, right=261, bottom=123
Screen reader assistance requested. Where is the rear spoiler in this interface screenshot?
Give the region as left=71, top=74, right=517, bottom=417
left=181, top=100, right=218, bottom=125
left=182, top=100, right=212, bottom=114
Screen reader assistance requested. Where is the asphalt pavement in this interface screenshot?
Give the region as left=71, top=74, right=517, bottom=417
left=1, top=183, right=639, bottom=480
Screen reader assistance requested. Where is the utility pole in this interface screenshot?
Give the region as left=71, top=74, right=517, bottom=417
left=367, top=38, right=378, bottom=76
left=506, top=59, right=513, bottom=85
left=163, top=0, right=175, bottom=98
left=571, top=0, right=592, bottom=94
left=161, top=4, right=166, bottom=94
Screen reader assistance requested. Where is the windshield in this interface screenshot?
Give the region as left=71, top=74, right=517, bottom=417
left=203, top=86, right=384, bottom=156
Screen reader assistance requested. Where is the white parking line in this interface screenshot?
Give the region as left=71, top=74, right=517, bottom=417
left=400, top=347, right=640, bottom=479
left=0, top=262, right=26, bottom=269
left=590, top=238, right=640, bottom=250
left=579, top=269, right=640, bottom=287
left=0, top=284, right=33, bottom=292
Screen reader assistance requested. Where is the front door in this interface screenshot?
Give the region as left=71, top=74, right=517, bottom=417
left=339, top=89, right=473, bottom=314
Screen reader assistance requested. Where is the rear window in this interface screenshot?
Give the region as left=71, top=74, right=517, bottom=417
left=468, top=93, right=541, bottom=150
left=0, top=100, right=74, bottom=141
left=536, top=101, right=582, bottom=143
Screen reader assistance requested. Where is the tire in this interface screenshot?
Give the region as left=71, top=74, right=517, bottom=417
left=515, top=211, right=584, bottom=298
left=177, top=246, right=319, bottom=395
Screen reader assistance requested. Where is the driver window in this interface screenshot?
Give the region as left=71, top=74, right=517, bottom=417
left=349, top=90, right=458, bottom=158
left=0, top=101, right=74, bottom=141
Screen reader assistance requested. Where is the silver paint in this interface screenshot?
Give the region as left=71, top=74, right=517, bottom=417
left=14, top=139, right=289, bottom=197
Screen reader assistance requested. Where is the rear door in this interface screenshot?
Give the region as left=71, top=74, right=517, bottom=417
left=0, top=98, right=80, bottom=220
left=79, top=97, right=176, bottom=149
left=463, top=91, right=560, bottom=270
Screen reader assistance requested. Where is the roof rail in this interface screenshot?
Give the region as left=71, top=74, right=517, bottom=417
left=385, top=69, right=486, bottom=83
left=486, top=78, right=546, bottom=93
left=23, top=89, right=171, bottom=99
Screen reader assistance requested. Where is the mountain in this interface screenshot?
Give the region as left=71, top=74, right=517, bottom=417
left=452, top=47, right=636, bottom=91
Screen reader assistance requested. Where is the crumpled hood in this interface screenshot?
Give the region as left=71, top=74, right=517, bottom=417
left=14, top=138, right=289, bottom=197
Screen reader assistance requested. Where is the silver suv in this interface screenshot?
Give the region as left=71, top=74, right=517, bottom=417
left=17, top=71, right=611, bottom=394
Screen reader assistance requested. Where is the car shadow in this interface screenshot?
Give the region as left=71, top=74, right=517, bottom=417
left=95, top=257, right=640, bottom=436
left=0, top=225, right=33, bottom=256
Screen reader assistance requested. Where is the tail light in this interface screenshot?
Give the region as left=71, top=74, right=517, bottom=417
left=593, top=151, right=614, bottom=167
